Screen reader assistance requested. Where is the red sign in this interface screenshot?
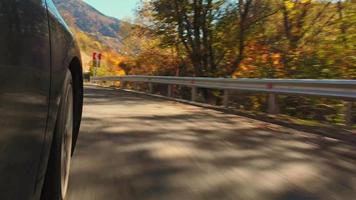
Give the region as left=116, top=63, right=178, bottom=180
left=92, top=52, right=102, bottom=61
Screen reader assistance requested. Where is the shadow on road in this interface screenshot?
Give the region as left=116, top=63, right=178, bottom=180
left=68, top=86, right=356, bottom=200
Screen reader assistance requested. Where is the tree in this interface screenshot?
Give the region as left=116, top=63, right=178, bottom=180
left=229, top=0, right=277, bottom=74
left=141, top=0, right=227, bottom=76
left=275, top=0, right=335, bottom=76
left=135, top=0, right=355, bottom=79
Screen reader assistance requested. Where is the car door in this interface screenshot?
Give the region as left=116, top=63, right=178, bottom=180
left=0, top=0, right=51, bottom=199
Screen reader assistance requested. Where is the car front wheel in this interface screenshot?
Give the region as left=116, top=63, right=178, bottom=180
left=41, top=71, right=73, bottom=200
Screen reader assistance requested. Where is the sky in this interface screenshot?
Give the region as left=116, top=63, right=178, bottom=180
left=83, top=0, right=141, bottom=20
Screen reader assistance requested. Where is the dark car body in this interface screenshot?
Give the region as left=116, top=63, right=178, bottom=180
left=0, top=0, right=83, bottom=199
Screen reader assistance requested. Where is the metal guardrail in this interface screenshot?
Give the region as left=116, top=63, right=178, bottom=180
left=92, top=75, right=355, bottom=126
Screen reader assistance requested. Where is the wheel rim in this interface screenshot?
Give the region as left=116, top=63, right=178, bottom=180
left=61, top=86, right=73, bottom=199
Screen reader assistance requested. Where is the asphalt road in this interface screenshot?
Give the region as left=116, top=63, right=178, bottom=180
left=68, top=86, right=356, bottom=200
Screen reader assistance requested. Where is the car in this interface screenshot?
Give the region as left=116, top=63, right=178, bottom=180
left=0, top=0, right=83, bottom=199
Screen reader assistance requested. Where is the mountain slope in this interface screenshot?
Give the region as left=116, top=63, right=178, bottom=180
left=53, top=0, right=129, bottom=73
left=55, top=0, right=119, bottom=35
left=53, top=0, right=131, bottom=51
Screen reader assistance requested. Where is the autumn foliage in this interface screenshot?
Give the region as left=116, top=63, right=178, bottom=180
left=127, top=0, right=355, bottom=79
left=70, top=0, right=355, bottom=124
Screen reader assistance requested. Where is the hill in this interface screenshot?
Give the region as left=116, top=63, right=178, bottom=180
left=53, top=0, right=129, bottom=74
left=53, top=0, right=129, bottom=50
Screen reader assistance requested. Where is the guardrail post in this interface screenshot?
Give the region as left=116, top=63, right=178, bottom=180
left=268, top=94, right=279, bottom=114
left=168, top=85, right=173, bottom=97
left=120, top=81, right=126, bottom=89
left=223, top=89, right=229, bottom=108
left=191, top=87, right=197, bottom=102
left=345, top=102, right=353, bottom=127
left=149, top=83, right=154, bottom=93
left=132, top=82, right=137, bottom=90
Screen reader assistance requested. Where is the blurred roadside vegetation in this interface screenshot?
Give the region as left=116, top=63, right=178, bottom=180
left=80, top=0, right=356, bottom=126
left=125, top=0, right=356, bottom=79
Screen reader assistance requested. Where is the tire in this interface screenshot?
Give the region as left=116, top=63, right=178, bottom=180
left=41, top=73, right=74, bottom=200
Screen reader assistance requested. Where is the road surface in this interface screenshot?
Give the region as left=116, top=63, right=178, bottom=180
left=68, top=86, right=356, bottom=200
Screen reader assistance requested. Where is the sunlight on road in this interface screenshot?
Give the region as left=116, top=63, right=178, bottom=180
left=68, top=87, right=356, bottom=200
